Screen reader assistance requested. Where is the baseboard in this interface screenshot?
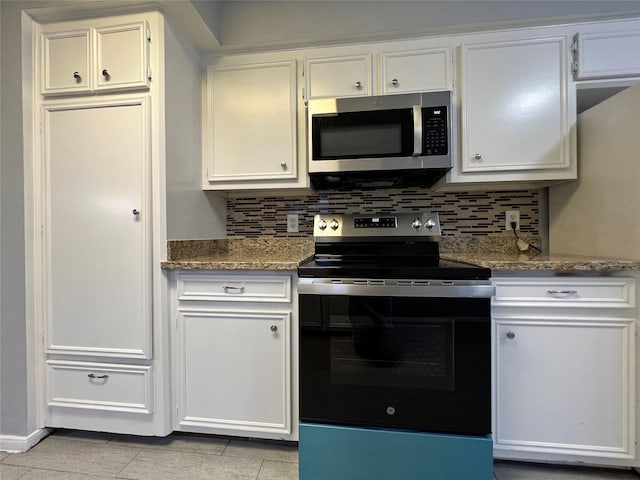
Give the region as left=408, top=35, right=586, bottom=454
left=0, top=428, right=51, bottom=452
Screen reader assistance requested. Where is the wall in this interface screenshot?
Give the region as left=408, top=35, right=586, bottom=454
left=227, top=188, right=540, bottom=238
left=0, top=0, right=58, bottom=439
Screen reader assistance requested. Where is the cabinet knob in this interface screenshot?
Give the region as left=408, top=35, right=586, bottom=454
left=473, top=153, right=482, bottom=161
left=270, top=325, right=278, bottom=333
left=87, top=373, right=109, bottom=379
left=391, top=78, right=399, bottom=87
left=354, top=81, right=362, bottom=89
left=280, top=161, right=287, bottom=169
left=132, top=209, right=140, bottom=216
left=73, top=71, right=81, bottom=81
left=102, top=69, right=111, bottom=80
left=506, top=331, right=516, bottom=340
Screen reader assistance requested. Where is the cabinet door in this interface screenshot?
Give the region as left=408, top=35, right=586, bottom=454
left=95, top=22, right=150, bottom=91
left=494, top=316, right=635, bottom=459
left=42, top=29, right=92, bottom=95
left=381, top=48, right=452, bottom=94
left=176, top=309, right=291, bottom=436
left=43, top=99, right=152, bottom=359
left=305, top=54, right=372, bottom=99
left=574, top=30, right=640, bottom=80
left=460, top=37, right=572, bottom=176
left=206, top=60, right=297, bottom=183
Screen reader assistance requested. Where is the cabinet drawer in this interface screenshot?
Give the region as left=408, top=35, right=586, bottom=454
left=177, top=273, right=292, bottom=303
left=493, top=277, right=635, bottom=308
left=46, top=361, right=152, bottom=414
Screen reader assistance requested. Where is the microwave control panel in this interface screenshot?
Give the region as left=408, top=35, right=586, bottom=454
left=422, top=106, right=448, bottom=156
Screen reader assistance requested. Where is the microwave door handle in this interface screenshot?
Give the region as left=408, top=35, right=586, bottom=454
left=412, top=106, right=422, bottom=156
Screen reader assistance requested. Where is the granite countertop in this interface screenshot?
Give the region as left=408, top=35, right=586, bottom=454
left=161, top=237, right=640, bottom=273
left=161, top=238, right=314, bottom=271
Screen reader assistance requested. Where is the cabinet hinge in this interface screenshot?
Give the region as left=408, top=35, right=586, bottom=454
left=147, top=67, right=152, bottom=81
left=146, top=24, right=151, bottom=42
left=301, top=63, right=304, bottom=76
left=301, top=87, right=305, bottom=101
left=571, top=40, right=578, bottom=54
left=571, top=61, right=578, bottom=75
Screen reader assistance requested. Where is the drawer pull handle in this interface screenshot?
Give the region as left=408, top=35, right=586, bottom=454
left=506, top=331, right=515, bottom=340
left=270, top=325, right=278, bottom=333
left=223, top=285, right=245, bottom=294
left=87, top=373, right=109, bottom=379
left=547, top=290, right=578, bottom=298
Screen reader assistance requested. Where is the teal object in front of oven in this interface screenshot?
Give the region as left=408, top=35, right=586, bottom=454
left=299, top=423, right=493, bottom=480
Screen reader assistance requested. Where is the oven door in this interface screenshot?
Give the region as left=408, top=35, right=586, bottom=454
left=299, top=291, right=491, bottom=436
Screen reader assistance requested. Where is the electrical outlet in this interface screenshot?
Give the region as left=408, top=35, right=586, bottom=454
left=505, top=210, right=520, bottom=231
left=287, top=214, right=299, bottom=233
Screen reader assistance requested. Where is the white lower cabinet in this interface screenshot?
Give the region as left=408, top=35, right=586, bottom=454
left=172, top=271, right=298, bottom=440
left=492, top=275, right=637, bottom=467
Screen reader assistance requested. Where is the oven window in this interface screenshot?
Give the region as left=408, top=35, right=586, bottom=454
left=329, top=297, right=453, bottom=391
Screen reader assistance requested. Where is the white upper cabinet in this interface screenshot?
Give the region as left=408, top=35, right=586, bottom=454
left=305, top=54, right=373, bottom=99
left=304, top=42, right=454, bottom=100
left=42, top=29, right=92, bottom=94
left=204, top=58, right=307, bottom=190
left=445, top=32, right=576, bottom=187
left=381, top=48, right=452, bottom=94
left=571, top=18, right=640, bottom=80
left=41, top=20, right=150, bottom=96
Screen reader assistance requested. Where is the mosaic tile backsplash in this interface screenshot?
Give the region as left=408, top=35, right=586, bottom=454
left=227, top=188, right=540, bottom=238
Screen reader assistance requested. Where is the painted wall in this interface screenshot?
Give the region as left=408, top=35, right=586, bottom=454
left=0, top=0, right=59, bottom=439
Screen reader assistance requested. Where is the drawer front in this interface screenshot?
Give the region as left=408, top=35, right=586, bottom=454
left=493, top=277, right=635, bottom=308
left=177, top=273, right=292, bottom=303
left=47, top=361, right=153, bottom=414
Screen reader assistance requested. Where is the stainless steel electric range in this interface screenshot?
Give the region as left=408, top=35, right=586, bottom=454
left=298, top=213, right=495, bottom=480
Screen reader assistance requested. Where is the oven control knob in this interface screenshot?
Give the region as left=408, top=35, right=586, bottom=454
left=424, top=218, right=436, bottom=230
left=411, top=218, right=422, bottom=230
left=318, top=219, right=328, bottom=230
left=330, top=219, right=340, bottom=230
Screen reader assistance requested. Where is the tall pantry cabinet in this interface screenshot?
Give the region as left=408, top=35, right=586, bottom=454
left=31, top=11, right=210, bottom=436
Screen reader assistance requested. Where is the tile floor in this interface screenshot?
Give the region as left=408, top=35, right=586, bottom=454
left=0, top=429, right=638, bottom=480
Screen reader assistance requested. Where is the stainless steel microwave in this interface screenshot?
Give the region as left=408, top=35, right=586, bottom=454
left=307, top=91, right=453, bottom=189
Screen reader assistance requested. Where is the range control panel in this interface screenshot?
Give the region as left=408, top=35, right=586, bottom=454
left=313, top=213, right=442, bottom=237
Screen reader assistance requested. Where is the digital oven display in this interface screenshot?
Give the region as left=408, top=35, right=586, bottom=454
left=354, top=217, right=397, bottom=228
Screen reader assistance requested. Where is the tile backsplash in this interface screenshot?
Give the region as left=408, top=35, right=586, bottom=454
left=227, top=188, right=540, bottom=237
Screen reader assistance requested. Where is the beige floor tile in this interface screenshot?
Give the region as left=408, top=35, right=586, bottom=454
left=52, top=429, right=115, bottom=444
left=0, top=451, right=10, bottom=461
left=0, top=463, right=31, bottom=480
left=494, top=462, right=639, bottom=480
left=2, top=436, right=138, bottom=477
left=109, top=433, right=228, bottom=455
left=19, top=468, right=112, bottom=480
left=223, top=439, right=298, bottom=464
left=257, top=460, right=299, bottom=480
left=116, top=448, right=262, bottom=480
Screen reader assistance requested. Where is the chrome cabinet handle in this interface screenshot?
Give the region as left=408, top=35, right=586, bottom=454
left=546, top=290, right=578, bottom=298
left=473, top=153, right=482, bottom=161
left=506, top=331, right=515, bottom=340
left=280, top=161, right=287, bottom=169
left=223, top=285, right=245, bottom=294
left=88, top=373, right=109, bottom=379
left=73, top=71, right=81, bottom=81
left=132, top=209, right=140, bottom=216
left=270, top=325, right=278, bottom=332
left=354, top=81, right=362, bottom=89
left=102, top=69, right=110, bottom=80
left=391, top=78, right=399, bottom=87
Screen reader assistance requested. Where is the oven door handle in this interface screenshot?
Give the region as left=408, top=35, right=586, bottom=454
left=298, top=281, right=495, bottom=298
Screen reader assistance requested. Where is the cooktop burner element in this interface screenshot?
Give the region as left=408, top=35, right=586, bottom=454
left=299, top=213, right=491, bottom=281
